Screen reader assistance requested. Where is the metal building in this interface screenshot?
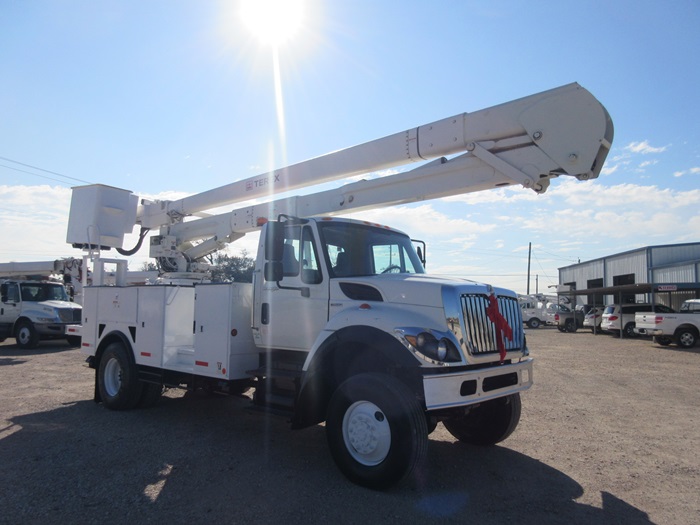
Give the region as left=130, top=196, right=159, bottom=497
left=557, top=242, right=700, bottom=310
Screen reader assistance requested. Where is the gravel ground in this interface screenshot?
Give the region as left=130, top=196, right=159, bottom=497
left=1, top=329, right=698, bottom=525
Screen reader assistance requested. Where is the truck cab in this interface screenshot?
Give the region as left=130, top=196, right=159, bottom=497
left=252, top=216, right=532, bottom=425
left=0, top=280, right=82, bottom=348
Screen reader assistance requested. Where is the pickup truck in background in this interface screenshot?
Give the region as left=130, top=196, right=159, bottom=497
left=635, top=299, right=700, bottom=348
left=554, top=304, right=586, bottom=333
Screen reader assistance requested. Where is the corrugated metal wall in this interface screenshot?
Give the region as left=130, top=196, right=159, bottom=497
left=653, top=263, right=697, bottom=283
left=559, top=259, right=604, bottom=289
left=650, top=244, right=700, bottom=267
left=604, top=249, right=648, bottom=286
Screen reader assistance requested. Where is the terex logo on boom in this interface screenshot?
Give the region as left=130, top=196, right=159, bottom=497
left=246, top=173, right=282, bottom=191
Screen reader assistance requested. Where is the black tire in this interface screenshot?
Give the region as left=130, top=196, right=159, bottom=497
left=565, top=319, right=577, bottom=333
left=66, top=335, right=82, bottom=347
left=675, top=328, right=698, bottom=349
left=326, top=373, right=428, bottom=490
left=137, top=382, right=163, bottom=408
left=527, top=318, right=541, bottom=329
left=15, top=320, right=40, bottom=349
left=97, top=342, right=143, bottom=410
left=443, top=393, right=521, bottom=446
left=654, top=336, right=672, bottom=346
left=623, top=322, right=637, bottom=338
left=426, top=414, right=438, bottom=435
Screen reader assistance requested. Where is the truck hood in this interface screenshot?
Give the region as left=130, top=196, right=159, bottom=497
left=337, top=274, right=516, bottom=308
left=35, top=300, right=82, bottom=310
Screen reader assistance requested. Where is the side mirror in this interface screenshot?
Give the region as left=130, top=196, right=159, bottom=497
left=264, top=261, right=283, bottom=282
left=264, top=221, right=285, bottom=262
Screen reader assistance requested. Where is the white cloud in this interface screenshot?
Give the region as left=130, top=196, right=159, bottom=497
left=0, top=185, right=74, bottom=261
left=671, top=167, right=700, bottom=178
left=624, top=140, right=668, bottom=154
left=601, top=164, right=619, bottom=175
left=348, top=204, right=497, bottom=240
left=543, top=179, right=700, bottom=209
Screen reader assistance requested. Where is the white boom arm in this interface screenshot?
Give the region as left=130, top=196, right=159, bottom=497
left=67, top=83, right=613, bottom=271
left=0, top=258, right=82, bottom=279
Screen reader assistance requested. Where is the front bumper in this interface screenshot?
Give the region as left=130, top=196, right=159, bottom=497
left=35, top=323, right=70, bottom=337
left=423, top=358, right=533, bottom=411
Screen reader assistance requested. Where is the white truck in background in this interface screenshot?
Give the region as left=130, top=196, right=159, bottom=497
left=635, top=299, right=700, bottom=348
left=519, top=294, right=556, bottom=329
left=66, top=83, right=613, bottom=489
left=0, top=259, right=83, bottom=348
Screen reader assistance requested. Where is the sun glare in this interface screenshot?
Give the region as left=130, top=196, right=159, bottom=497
left=240, top=0, right=306, bottom=47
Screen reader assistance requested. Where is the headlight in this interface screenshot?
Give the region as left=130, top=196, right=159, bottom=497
left=398, top=329, right=462, bottom=364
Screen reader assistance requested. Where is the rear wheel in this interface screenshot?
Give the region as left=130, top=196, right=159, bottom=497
left=565, top=319, right=577, bottom=333
left=654, top=336, right=672, bottom=346
left=443, top=393, right=521, bottom=446
left=15, top=320, right=40, bottom=349
left=326, top=373, right=428, bottom=490
left=675, top=328, right=698, bottom=349
left=98, top=342, right=143, bottom=410
left=623, top=322, right=637, bottom=338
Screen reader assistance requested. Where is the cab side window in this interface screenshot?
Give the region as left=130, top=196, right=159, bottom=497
left=3, top=283, right=20, bottom=303
left=282, top=225, right=322, bottom=284
left=300, top=226, right=322, bottom=284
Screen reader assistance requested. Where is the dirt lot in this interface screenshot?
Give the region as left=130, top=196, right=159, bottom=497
left=1, top=329, right=698, bottom=524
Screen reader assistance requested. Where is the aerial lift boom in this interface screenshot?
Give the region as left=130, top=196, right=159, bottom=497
left=68, top=82, right=613, bottom=273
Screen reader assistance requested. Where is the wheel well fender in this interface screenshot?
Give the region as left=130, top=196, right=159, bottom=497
left=90, top=331, right=135, bottom=403
left=291, top=325, right=423, bottom=429
left=675, top=324, right=699, bottom=336
left=92, top=331, right=135, bottom=370
left=13, top=316, right=33, bottom=333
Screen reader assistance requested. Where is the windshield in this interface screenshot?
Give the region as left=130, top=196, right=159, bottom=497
left=318, top=222, right=425, bottom=278
left=20, top=282, right=69, bottom=302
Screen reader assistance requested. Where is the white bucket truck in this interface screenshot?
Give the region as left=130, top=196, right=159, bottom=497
left=0, top=259, right=83, bottom=348
left=66, top=83, right=613, bottom=489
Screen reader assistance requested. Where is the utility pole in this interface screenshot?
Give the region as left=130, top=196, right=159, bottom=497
left=526, top=242, right=532, bottom=295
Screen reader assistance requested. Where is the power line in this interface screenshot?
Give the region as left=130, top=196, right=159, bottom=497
left=534, top=245, right=580, bottom=263
left=0, top=163, right=76, bottom=186
left=0, top=156, right=92, bottom=185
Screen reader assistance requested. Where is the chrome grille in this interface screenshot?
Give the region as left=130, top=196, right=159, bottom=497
left=57, top=308, right=81, bottom=323
left=461, top=294, right=524, bottom=355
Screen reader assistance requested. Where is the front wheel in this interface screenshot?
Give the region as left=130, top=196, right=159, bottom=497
left=15, top=320, right=40, bottom=349
left=527, top=318, right=541, bottom=329
left=443, top=393, right=521, bottom=446
left=623, top=322, right=637, bottom=338
left=326, top=373, right=428, bottom=490
left=98, top=342, right=143, bottom=410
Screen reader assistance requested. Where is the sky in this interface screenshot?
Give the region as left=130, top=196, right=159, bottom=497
left=1, top=0, right=699, bottom=295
